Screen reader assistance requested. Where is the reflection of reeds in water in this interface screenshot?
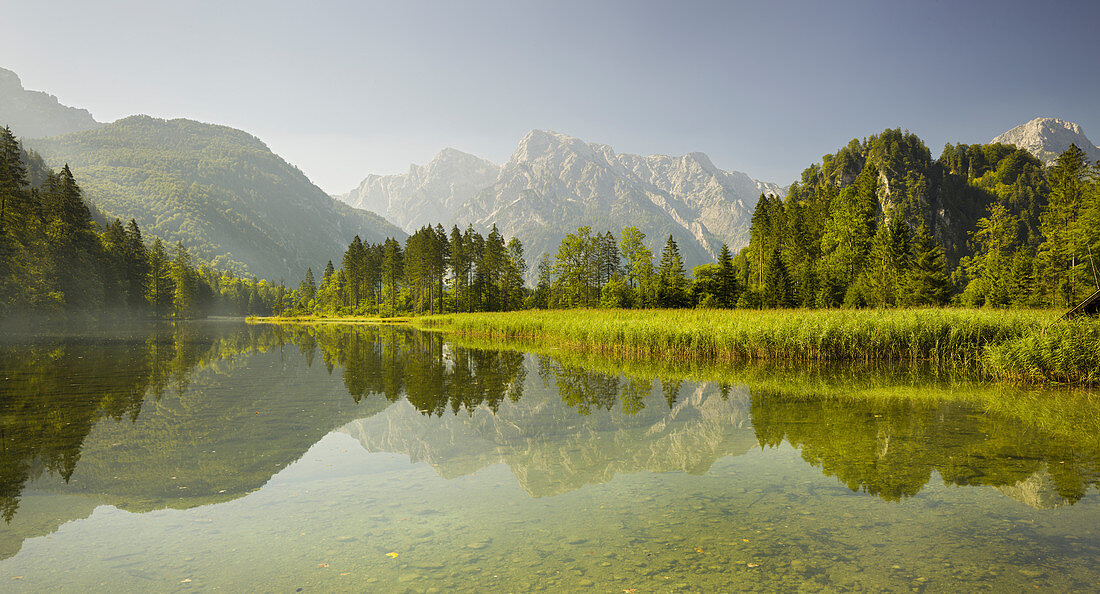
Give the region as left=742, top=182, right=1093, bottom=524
left=416, top=308, right=1100, bottom=385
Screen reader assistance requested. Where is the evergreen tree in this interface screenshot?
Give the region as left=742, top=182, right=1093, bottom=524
left=656, top=235, right=688, bottom=308
left=716, top=243, right=739, bottom=307
left=170, top=242, right=198, bottom=318
left=147, top=238, right=174, bottom=318
left=381, top=237, right=403, bottom=315
left=1038, top=144, right=1090, bottom=306
left=901, top=225, right=952, bottom=306
left=959, top=202, right=1020, bottom=307
left=761, top=248, right=793, bottom=308
left=123, top=219, right=149, bottom=312
left=504, top=237, right=526, bottom=310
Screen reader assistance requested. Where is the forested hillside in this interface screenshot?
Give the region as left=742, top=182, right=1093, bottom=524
left=29, top=116, right=403, bottom=280
left=735, top=132, right=1094, bottom=309
left=0, top=127, right=281, bottom=321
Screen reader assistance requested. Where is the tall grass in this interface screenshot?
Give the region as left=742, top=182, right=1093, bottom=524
left=985, top=319, right=1100, bottom=385
left=418, top=308, right=1045, bottom=362
left=415, top=308, right=1098, bottom=386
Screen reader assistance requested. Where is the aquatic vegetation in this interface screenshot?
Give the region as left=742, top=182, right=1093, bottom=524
left=415, top=308, right=1100, bottom=385
left=984, top=319, right=1100, bottom=385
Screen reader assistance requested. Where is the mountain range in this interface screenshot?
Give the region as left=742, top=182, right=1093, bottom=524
left=1, top=67, right=402, bottom=280
left=4, top=65, right=1096, bottom=282
left=341, top=130, right=783, bottom=272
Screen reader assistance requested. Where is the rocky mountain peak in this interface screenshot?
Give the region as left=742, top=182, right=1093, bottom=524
left=511, top=129, right=596, bottom=163
left=992, top=117, right=1100, bottom=164
left=0, top=66, right=103, bottom=138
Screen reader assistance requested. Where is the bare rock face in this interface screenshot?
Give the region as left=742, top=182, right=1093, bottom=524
left=0, top=67, right=103, bottom=138
left=339, top=129, right=782, bottom=275
left=341, top=147, right=502, bottom=232
left=992, top=117, right=1100, bottom=164
left=995, top=468, right=1072, bottom=510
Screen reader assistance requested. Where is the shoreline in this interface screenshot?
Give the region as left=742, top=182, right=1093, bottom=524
left=249, top=308, right=1099, bottom=386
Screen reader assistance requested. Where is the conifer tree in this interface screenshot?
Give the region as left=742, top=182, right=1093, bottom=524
left=656, top=235, right=688, bottom=308
left=901, top=225, right=952, bottom=306
left=716, top=243, right=739, bottom=307
left=147, top=238, right=174, bottom=318
left=762, top=248, right=793, bottom=308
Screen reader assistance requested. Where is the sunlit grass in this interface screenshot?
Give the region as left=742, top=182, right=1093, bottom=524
left=415, top=308, right=1098, bottom=386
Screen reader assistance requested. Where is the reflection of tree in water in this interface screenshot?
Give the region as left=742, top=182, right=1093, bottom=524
left=536, top=355, right=652, bottom=415
left=750, top=389, right=1100, bottom=503
left=0, top=323, right=279, bottom=523
left=289, top=326, right=527, bottom=416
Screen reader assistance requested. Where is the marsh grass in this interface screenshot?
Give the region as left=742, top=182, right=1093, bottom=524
left=985, top=319, right=1100, bottom=385
left=417, top=308, right=1049, bottom=362
left=415, top=308, right=1099, bottom=386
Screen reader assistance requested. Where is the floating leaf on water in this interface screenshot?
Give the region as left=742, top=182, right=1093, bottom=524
left=180, top=578, right=192, bottom=583
left=318, top=563, right=329, bottom=568
left=747, top=563, right=760, bottom=568
left=693, top=547, right=704, bottom=553
left=387, top=552, right=400, bottom=558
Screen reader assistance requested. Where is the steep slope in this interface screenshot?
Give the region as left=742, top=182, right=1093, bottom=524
left=341, top=130, right=781, bottom=273
left=342, top=147, right=501, bottom=231
left=30, top=116, right=403, bottom=279
left=992, top=117, right=1100, bottom=164
left=0, top=67, right=102, bottom=138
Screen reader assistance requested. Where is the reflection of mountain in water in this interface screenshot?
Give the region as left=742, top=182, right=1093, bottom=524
left=5, top=321, right=1099, bottom=562
left=997, top=470, right=1075, bottom=510
left=342, top=373, right=757, bottom=496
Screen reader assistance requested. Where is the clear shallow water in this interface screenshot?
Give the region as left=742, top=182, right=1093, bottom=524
left=0, top=322, right=1098, bottom=592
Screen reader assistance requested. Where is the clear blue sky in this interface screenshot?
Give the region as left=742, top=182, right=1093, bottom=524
left=4, top=0, right=1098, bottom=193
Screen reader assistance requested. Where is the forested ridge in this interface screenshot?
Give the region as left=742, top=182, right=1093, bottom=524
left=0, top=126, right=280, bottom=321
left=28, top=115, right=403, bottom=280
left=277, top=130, right=1099, bottom=315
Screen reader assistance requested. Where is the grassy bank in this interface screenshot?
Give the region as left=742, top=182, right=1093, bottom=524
left=411, top=308, right=1098, bottom=386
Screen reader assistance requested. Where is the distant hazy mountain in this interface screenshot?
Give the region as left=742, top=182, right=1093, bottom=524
left=343, top=147, right=502, bottom=231
left=341, top=130, right=781, bottom=272
left=31, top=116, right=403, bottom=279
left=992, top=117, right=1100, bottom=164
left=0, top=67, right=103, bottom=138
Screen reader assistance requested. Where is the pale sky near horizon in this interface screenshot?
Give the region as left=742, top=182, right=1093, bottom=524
left=4, top=0, right=1099, bottom=194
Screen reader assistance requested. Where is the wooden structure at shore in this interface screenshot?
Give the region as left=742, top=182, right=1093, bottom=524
left=1063, top=288, right=1100, bottom=319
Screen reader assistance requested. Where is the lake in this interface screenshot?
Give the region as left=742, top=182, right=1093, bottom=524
left=1, top=321, right=1098, bottom=592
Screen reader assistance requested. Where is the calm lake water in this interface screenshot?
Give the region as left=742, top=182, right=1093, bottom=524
left=1, top=321, right=1098, bottom=592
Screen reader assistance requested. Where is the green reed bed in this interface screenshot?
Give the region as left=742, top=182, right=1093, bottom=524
left=985, top=319, right=1100, bottom=385
left=418, top=308, right=1046, bottom=362
left=416, top=308, right=1099, bottom=385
